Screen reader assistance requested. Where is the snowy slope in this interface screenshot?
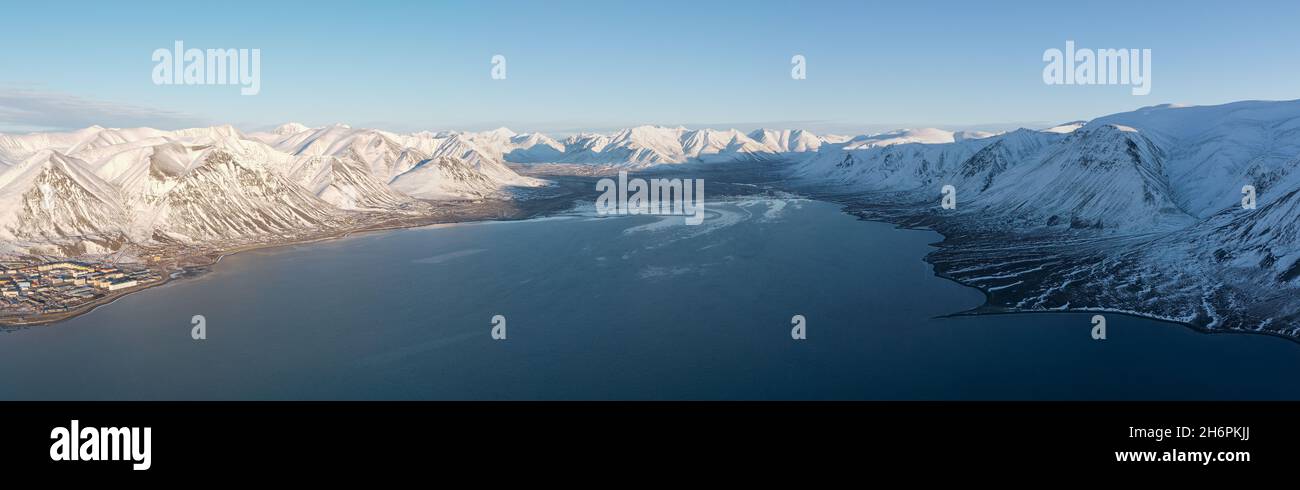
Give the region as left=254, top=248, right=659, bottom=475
left=140, top=150, right=339, bottom=242
left=276, top=154, right=413, bottom=210
left=389, top=156, right=506, bottom=200
left=783, top=99, right=1300, bottom=337
left=556, top=125, right=689, bottom=165
left=1186, top=184, right=1300, bottom=284
left=793, top=137, right=991, bottom=191
left=502, top=132, right=565, bottom=162
left=261, top=124, right=546, bottom=199
left=544, top=126, right=837, bottom=165
left=843, top=128, right=976, bottom=150
left=967, top=124, right=1195, bottom=232
left=784, top=100, right=1300, bottom=234
left=1090, top=100, right=1300, bottom=217
left=0, top=150, right=128, bottom=243
left=0, top=122, right=555, bottom=254
left=748, top=129, right=826, bottom=153
left=949, top=129, right=1063, bottom=194
left=680, top=128, right=761, bottom=160
left=0, top=126, right=110, bottom=157
left=1043, top=121, right=1086, bottom=134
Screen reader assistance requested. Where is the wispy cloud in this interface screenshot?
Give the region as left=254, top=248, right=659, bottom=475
left=0, top=90, right=208, bottom=132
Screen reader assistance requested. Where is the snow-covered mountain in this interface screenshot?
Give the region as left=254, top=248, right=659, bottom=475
left=749, top=129, right=826, bottom=153
left=789, top=102, right=1300, bottom=234
left=1089, top=100, right=1300, bottom=218
left=793, top=135, right=990, bottom=191
left=0, top=150, right=128, bottom=244
left=786, top=99, right=1300, bottom=337
left=480, top=125, right=929, bottom=166
left=841, top=128, right=995, bottom=150
left=0, top=123, right=550, bottom=254
left=502, top=132, right=566, bottom=163
left=557, top=125, right=690, bottom=165
left=0, top=120, right=1023, bottom=256
left=269, top=124, right=988, bottom=169
left=252, top=123, right=546, bottom=201
left=1043, top=121, right=1086, bottom=134
left=5, top=101, right=1300, bottom=337
left=967, top=123, right=1195, bottom=233
left=951, top=128, right=1062, bottom=194
left=136, top=149, right=339, bottom=243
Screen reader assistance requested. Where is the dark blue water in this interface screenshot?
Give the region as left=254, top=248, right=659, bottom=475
left=1, top=198, right=1297, bottom=400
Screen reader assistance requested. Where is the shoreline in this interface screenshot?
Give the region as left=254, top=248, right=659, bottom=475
left=0, top=276, right=174, bottom=328
left=598, top=160, right=1300, bottom=347
left=7, top=162, right=1298, bottom=348
left=806, top=192, right=1300, bottom=347
left=0, top=180, right=594, bottom=329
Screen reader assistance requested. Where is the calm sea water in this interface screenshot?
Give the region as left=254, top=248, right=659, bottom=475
left=1, top=198, right=1297, bottom=400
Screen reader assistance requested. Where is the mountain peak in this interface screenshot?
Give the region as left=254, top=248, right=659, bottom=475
left=273, top=122, right=311, bottom=135
left=1043, top=121, right=1086, bottom=134
left=474, top=127, right=516, bottom=138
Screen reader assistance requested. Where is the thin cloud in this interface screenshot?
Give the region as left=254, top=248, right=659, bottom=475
left=0, top=90, right=208, bottom=132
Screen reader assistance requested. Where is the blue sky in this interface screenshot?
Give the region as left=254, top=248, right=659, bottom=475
left=2, top=0, right=1299, bottom=134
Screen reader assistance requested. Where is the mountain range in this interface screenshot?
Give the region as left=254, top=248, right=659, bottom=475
left=4, top=100, right=1300, bottom=337
left=0, top=121, right=1001, bottom=255
left=0, top=123, right=554, bottom=255
left=790, top=100, right=1300, bottom=337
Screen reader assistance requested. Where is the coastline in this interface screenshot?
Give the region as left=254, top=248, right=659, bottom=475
left=0, top=276, right=173, bottom=328
left=807, top=193, right=1300, bottom=347
left=8, top=160, right=1298, bottom=348
left=0, top=179, right=593, bottom=329
left=600, top=160, right=1300, bottom=346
